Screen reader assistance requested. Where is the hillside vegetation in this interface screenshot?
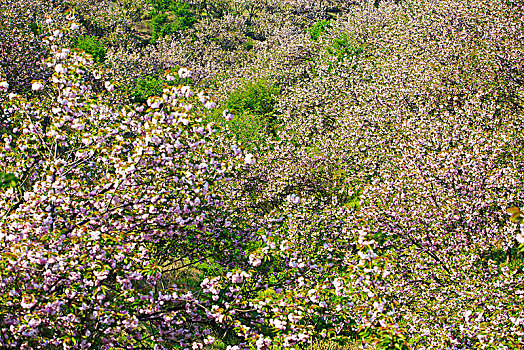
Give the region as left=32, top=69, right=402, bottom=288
left=0, top=0, right=523, bottom=349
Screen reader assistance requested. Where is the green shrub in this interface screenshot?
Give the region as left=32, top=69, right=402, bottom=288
left=308, top=19, right=331, bottom=41
left=227, top=112, right=275, bottom=152
left=126, top=75, right=165, bottom=104
left=149, top=0, right=197, bottom=42
left=75, top=35, right=107, bottom=63
left=208, top=81, right=281, bottom=151
left=225, top=80, right=280, bottom=116
left=242, top=39, right=255, bottom=51
left=151, top=13, right=170, bottom=42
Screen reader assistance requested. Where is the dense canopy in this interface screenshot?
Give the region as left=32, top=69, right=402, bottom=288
left=0, top=0, right=523, bottom=349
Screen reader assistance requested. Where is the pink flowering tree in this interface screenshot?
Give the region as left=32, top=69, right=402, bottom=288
left=0, top=16, right=251, bottom=348
left=0, top=12, right=387, bottom=350
left=3, top=0, right=524, bottom=348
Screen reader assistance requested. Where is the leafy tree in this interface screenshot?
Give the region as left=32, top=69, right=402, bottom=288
left=326, top=34, right=367, bottom=63
left=28, top=22, right=42, bottom=36
left=219, top=80, right=281, bottom=149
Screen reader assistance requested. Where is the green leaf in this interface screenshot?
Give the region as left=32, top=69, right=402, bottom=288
left=510, top=212, right=522, bottom=222
left=0, top=172, right=18, bottom=188
left=507, top=207, right=521, bottom=214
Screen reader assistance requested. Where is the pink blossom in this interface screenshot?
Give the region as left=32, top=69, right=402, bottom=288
left=31, top=80, right=44, bottom=91
left=147, top=97, right=162, bottom=109
left=286, top=194, right=300, bottom=204
left=249, top=254, right=262, bottom=266
left=222, top=109, right=234, bottom=120
left=105, top=81, right=115, bottom=92
left=0, top=81, right=8, bottom=92
left=20, top=296, right=37, bottom=309
left=204, top=100, right=216, bottom=109
left=244, top=154, right=255, bottom=165
left=180, top=86, right=193, bottom=98
left=178, top=67, right=191, bottom=79
left=54, top=64, right=66, bottom=74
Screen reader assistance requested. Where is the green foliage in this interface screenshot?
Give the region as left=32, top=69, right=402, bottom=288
left=212, top=338, right=226, bottom=349
left=75, top=35, right=107, bottom=63
left=242, top=39, right=255, bottom=51
left=226, top=80, right=279, bottom=116
left=28, top=22, right=42, bottom=36
left=326, top=34, right=366, bottom=62
left=308, top=19, right=331, bottom=41
left=0, top=172, right=17, bottom=189
left=213, top=81, right=281, bottom=150
left=126, top=75, right=165, bottom=104
left=209, top=111, right=272, bottom=152
left=151, top=13, right=171, bottom=42
left=360, top=325, right=411, bottom=350
left=149, top=0, right=197, bottom=42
